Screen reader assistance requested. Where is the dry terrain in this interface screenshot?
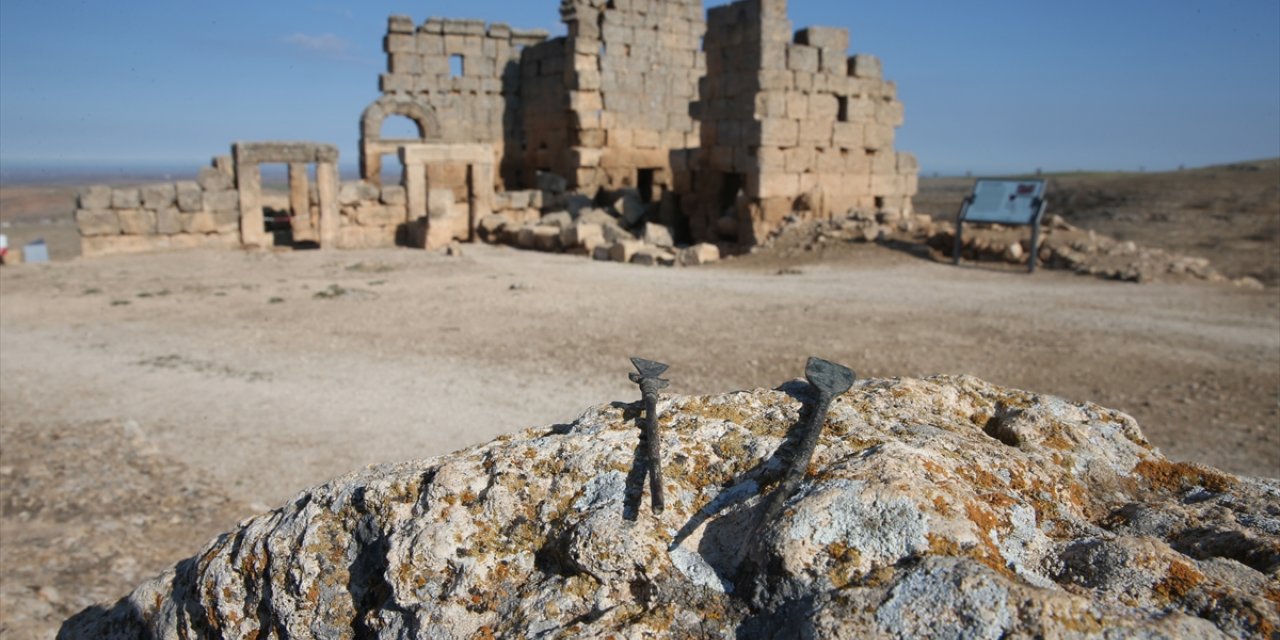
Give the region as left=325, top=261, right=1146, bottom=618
left=0, top=164, right=1278, bottom=638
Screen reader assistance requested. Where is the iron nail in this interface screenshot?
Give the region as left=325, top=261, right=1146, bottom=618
left=629, top=356, right=670, bottom=514
left=756, top=356, right=856, bottom=533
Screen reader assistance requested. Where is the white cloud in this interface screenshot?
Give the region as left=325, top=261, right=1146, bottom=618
left=281, top=33, right=354, bottom=61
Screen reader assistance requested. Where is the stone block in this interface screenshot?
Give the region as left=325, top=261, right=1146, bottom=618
left=532, top=225, right=562, bottom=252
left=111, top=188, right=141, bottom=209
left=631, top=246, right=675, bottom=267
left=756, top=119, right=799, bottom=147
left=832, top=122, right=865, bottom=149
left=642, top=222, right=674, bottom=248
left=808, top=94, right=840, bottom=120
left=613, top=194, right=647, bottom=227
left=678, top=243, right=721, bottom=266
left=540, top=210, right=573, bottom=230
left=388, top=15, right=415, bottom=34
left=354, top=203, right=403, bottom=227
left=787, top=44, right=820, bottom=74
left=864, top=124, right=895, bottom=151
left=380, top=185, right=407, bottom=205
left=78, top=185, right=112, bottom=209
left=339, top=181, right=374, bottom=206
left=609, top=240, right=643, bottom=263
left=389, top=53, right=423, bottom=75
left=175, top=182, right=203, bottom=212
left=849, top=54, right=883, bottom=79
left=785, top=91, right=809, bottom=119
left=198, top=166, right=233, bottom=192
left=536, top=171, right=568, bottom=194
left=156, top=207, right=182, bottom=235
left=798, top=119, right=833, bottom=146
left=632, top=130, right=661, bottom=149
left=428, top=189, right=455, bottom=220
left=140, top=183, right=176, bottom=209
left=385, top=33, right=416, bottom=53
left=181, top=212, right=219, bottom=234
left=204, top=190, right=240, bottom=213
left=561, top=222, right=604, bottom=248
left=213, top=211, right=240, bottom=234
left=592, top=244, right=612, bottom=261
left=339, top=225, right=397, bottom=250
left=117, top=209, right=157, bottom=235
left=795, top=27, right=849, bottom=52
left=477, top=213, right=510, bottom=243
left=75, top=209, right=120, bottom=236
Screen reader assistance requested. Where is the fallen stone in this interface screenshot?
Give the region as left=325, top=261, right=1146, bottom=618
left=476, top=213, right=510, bottom=243
left=531, top=225, right=561, bottom=252
left=678, top=243, right=721, bottom=266
left=1003, top=241, right=1024, bottom=262
left=540, top=211, right=573, bottom=230
left=609, top=239, right=643, bottom=263
left=602, top=222, right=635, bottom=244
left=577, top=208, right=617, bottom=227
left=631, top=246, right=675, bottom=267
left=642, top=222, right=675, bottom=248
left=592, top=244, right=612, bottom=261
left=58, top=376, right=1279, bottom=639
left=561, top=222, right=603, bottom=249
left=614, top=194, right=647, bottom=227
left=536, top=171, right=567, bottom=194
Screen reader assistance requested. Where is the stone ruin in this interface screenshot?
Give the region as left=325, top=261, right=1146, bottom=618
left=74, top=0, right=917, bottom=262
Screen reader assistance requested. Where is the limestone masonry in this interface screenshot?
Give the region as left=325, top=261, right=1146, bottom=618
left=75, top=0, right=917, bottom=262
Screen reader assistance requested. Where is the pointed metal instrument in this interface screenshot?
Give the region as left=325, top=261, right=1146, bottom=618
left=629, top=356, right=670, bottom=514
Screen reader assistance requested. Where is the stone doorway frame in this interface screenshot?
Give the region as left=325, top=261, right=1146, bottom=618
left=233, top=142, right=340, bottom=248
left=399, top=143, right=495, bottom=249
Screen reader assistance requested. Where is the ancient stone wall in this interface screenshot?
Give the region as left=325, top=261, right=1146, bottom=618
left=694, top=0, right=917, bottom=246
left=519, top=37, right=574, bottom=183
left=554, top=0, right=705, bottom=196
left=364, top=16, right=549, bottom=188
left=74, top=157, right=243, bottom=258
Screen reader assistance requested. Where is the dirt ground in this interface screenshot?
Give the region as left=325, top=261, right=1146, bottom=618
left=1, top=169, right=1278, bottom=638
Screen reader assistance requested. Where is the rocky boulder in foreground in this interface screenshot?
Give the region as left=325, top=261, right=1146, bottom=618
left=60, top=376, right=1279, bottom=638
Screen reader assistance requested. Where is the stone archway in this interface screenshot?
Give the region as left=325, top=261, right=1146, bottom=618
left=360, top=96, right=439, bottom=186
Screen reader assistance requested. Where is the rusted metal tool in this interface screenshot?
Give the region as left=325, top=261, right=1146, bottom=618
left=757, top=356, right=856, bottom=531
left=629, top=356, right=670, bottom=514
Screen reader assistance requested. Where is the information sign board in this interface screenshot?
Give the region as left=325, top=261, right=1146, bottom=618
left=952, top=179, right=1049, bottom=273
left=964, top=180, right=1046, bottom=225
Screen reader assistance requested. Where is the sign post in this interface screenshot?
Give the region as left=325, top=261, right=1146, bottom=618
left=952, top=179, right=1048, bottom=273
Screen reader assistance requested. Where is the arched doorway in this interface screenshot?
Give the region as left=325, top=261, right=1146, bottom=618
left=359, top=97, right=437, bottom=186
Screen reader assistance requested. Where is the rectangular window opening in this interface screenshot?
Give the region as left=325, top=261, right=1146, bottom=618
left=638, top=168, right=657, bottom=204
left=837, top=96, right=849, bottom=122
left=450, top=55, right=465, bottom=78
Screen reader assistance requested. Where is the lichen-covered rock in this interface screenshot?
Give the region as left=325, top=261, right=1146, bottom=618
left=59, top=376, right=1280, bottom=639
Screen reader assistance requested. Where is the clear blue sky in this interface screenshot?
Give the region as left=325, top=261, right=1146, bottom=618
left=1, top=1, right=1277, bottom=175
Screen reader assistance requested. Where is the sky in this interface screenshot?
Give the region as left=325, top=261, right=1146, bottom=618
left=1, top=1, right=1277, bottom=176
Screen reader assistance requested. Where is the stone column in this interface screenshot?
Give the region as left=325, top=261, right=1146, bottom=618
left=316, top=162, right=340, bottom=249
left=469, top=162, right=496, bottom=241
left=288, top=163, right=309, bottom=218
left=236, top=163, right=266, bottom=247
left=401, top=152, right=426, bottom=223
